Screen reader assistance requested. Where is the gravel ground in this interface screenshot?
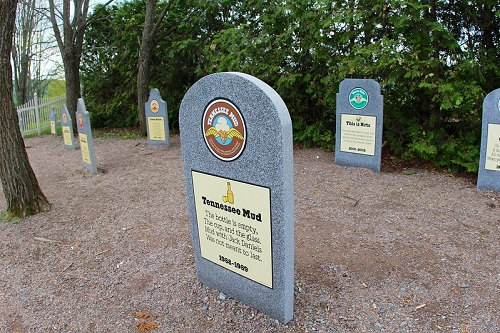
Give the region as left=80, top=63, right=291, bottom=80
left=0, top=134, right=498, bottom=333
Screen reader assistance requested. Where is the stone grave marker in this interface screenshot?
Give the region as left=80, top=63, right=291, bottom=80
left=335, top=79, right=383, bottom=172
left=179, top=72, right=294, bottom=323
left=477, top=88, right=500, bottom=192
left=61, top=105, right=75, bottom=150
left=50, top=107, right=57, bottom=135
left=76, top=98, right=97, bottom=174
left=18, top=116, right=25, bottom=138
left=146, top=88, right=170, bottom=146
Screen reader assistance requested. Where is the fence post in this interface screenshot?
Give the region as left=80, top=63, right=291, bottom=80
left=34, top=93, right=41, bottom=135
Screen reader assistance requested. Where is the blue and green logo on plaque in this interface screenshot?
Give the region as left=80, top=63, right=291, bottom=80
left=349, top=87, right=369, bottom=110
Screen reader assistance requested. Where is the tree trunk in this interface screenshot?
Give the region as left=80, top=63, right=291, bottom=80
left=479, top=2, right=499, bottom=90
left=0, top=0, right=51, bottom=217
left=17, top=53, right=30, bottom=105
left=64, top=55, right=82, bottom=132
left=137, top=0, right=156, bottom=136
left=137, top=0, right=174, bottom=136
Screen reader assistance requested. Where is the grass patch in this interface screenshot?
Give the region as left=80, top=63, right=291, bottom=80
left=94, top=128, right=143, bottom=140
left=23, top=126, right=58, bottom=138
left=23, top=126, right=144, bottom=140
left=23, top=132, right=39, bottom=139
left=0, top=211, right=20, bottom=224
left=24, top=129, right=54, bottom=138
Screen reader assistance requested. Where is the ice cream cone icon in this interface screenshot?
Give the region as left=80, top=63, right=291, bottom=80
left=215, top=118, right=230, bottom=143
left=204, top=118, right=244, bottom=145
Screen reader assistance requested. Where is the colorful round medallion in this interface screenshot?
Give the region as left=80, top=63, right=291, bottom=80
left=349, top=88, right=369, bottom=110
left=202, top=99, right=246, bottom=161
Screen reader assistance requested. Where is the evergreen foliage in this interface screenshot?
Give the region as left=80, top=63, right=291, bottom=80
left=81, top=0, right=499, bottom=173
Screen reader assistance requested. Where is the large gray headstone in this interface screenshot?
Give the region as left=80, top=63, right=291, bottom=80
left=145, top=88, right=170, bottom=146
left=335, top=79, right=384, bottom=172
left=76, top=98, right=97, bottom=174
left=477, top=88, right=500, bottom=192
left=179, top=72, right=294, bottom=323
left=61, top=105, right=75, bottom=150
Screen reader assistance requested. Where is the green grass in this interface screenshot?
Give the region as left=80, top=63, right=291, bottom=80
left=21, top=119, right=60, bottom=138
left=0, top=211, right=20, bottom=224
left=23, top=127, right=53, bottom=138
left=22, top=126, right=143, bottom=140
left=94, top=128, right=142, bottom=140
left=121, top=131, right=142, bottom=140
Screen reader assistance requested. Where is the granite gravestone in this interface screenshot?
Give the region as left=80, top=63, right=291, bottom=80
left=18, top=116, right=25, bottom=138
left=477, top=88, right=500, bottom=192
left=335, top=79, right=383, bottom=172
left=179, top=72, right=294, bottom=323
left=76, top=98, right=97, bottom=174
left=145, top=88, right=170, bottom=146
left=50, top=107, right=57, bottom=135
left=61, top=105, right=75, bottom=149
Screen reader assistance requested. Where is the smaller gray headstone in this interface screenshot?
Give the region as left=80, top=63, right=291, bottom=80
left=50, top=107, right=57, bottom=135
left=335, top=79, right=384, bottom=172
left=61, top=105, right=75, bottom=150
left=145, top=88, right=170, bottom=146
left=76, top=98, right=97, bottom=174
left=477, top=88, right=500, bottom=192
left=18, top=116, right=25, bottom=138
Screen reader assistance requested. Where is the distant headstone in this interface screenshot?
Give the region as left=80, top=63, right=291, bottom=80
left=18, top=116, right=25, bottom=138
left=50, top=107, right=57, bottom=135
left=477, top=88, right=500, bottom=192
left=76, top=98, right=97, bottom=174
left=61, top=105, right=75, bottom=150
left=145, top=88, right=170, bottom=146
left=179, top=72, right=294, bottom=323
left=335, top=79, right=384, bottom=172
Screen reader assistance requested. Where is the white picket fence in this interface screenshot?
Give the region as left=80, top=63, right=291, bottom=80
left=16, top=93, right=66, bottom=137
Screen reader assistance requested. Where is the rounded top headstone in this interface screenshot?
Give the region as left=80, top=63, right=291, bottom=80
left=179, top=72, right=291, bottom=173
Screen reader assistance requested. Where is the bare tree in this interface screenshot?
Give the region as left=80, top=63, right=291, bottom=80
left=0, top=0, right=51, bottom=217
left=137, top=0, right=175, bottom=136
left=47, top=0, right=90, bottom=130
left=47, top=0, right=114, bottom=131
left=12, top=0, right=59, bottom=105
left=12, top=0, right=37, bottom=105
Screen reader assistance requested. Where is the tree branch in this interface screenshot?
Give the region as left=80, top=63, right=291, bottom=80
left=86, top=0, right=115, bottom=26
left=48, top=0, right=64, bottom=54
left=152, top=0, right=175, bottom=35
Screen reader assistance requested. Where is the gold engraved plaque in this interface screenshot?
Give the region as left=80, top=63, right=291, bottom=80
left=192, top=171, right=273, bottom=288
left=340, top=114, right=377, bottom=156
left=79, top=133, right=91, bottom=164
left=148, top=116, right=166, bottom=141
left=485, top=123, right=500, bottom=171
left=62, top=126, right=72, bottom=145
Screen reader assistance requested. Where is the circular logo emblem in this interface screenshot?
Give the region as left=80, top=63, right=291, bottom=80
left=349, top=87, right=369, bottom=110
left=150, top=100, right=159, bottom=113
left=62, top=113, right=67, bottom=123
left=202, top=99, right=246, bottom=161
left=78, top=113, right=84, bottom=129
